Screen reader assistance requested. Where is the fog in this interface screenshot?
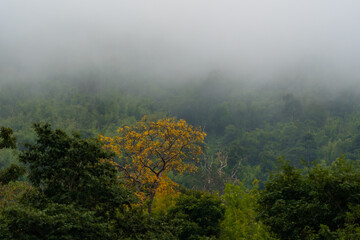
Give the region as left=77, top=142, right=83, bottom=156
left=1, top=1, right=360, bottom=85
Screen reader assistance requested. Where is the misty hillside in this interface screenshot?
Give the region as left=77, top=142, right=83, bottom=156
left=2, top=1, right=360, bottom=239
left=2, top=75, right=360, bottom=189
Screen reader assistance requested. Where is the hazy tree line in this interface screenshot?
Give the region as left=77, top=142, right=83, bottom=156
left=1, top=74, right=360, bottom=188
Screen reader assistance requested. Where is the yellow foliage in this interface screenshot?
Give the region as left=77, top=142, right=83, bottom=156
left=99, top=117, right=206, bottom=213
left=152, top=185, right=181, bottom=214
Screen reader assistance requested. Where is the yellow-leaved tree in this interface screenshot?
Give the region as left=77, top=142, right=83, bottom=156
left=99, top=117, right=206, bottom=214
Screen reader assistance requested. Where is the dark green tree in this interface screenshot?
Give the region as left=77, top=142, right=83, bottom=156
left=0, top=123, right=136, bottom=240
left=0, top=164, right=26, bottom=185
left=258, top=157, right=360, bottom=239
left=18, top=123, right=133, bottom=214
left=168, top=190, right=225, bottom=240
left=0, top=127, right=16, bottom=150
left=0, top=203, right=114, bottom=240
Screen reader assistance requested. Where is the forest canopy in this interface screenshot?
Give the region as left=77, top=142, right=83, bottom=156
left=2, top=76, right=360, bottom=238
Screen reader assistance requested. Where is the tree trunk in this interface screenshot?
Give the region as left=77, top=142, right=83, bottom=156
left=147, top=190, right=155, bottom=214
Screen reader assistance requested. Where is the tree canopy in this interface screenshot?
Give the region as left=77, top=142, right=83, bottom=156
left=19, top=123, right=133, bottom=213
left=100, top=117, right=206, bottom=213
left=258, top=157, right=360, bottom=239
left=0, top=123, right=138, bottom=240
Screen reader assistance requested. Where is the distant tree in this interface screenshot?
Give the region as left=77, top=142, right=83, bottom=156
left=347, top=134, right=360, bottom=160
left=282, top=94, right=302, bottom=121
left=300, top=132, right=317, bottom=164
left=199, top=152, right=228, bottom=192
left=100, top=117, right=206, bottom=214
left=208, top=102, right=231, bottom=135
left=303, top=102, right=327, bottom=127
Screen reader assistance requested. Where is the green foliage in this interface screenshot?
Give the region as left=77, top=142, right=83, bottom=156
left=0, top=164, right=26, bottom=185
left=0, top=203, right=114, bottom=240
left=19, top=123, right=133, bottom=214
left=335, top=204, right=360, bottom=239
left=0, top=148, right=19, bottom=170
left=0, top=123, right=142, bottom=239
left=220, top=183, right=277, bottom=240
left=258, top=157, right=360, bottom=239
left=114, top=208, right=178, bottom=240
left=0, top=127, right=16, bottom=150
left=257, top=162, right=310, bottom=239
left=168, top=190, right=225, bottom=240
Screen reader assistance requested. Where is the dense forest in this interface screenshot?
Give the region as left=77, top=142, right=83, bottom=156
left=1, top=74, right=360, bottom=239
left=1, top=73, right=360, bottom=187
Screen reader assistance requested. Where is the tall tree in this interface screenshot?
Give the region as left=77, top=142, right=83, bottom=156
left=19, top=123, right=133, bottom=215
left=100, top=117, right=206, bottom=213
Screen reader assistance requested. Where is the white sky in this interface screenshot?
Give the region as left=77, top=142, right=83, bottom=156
left=1, top=1, right=360, bottom=82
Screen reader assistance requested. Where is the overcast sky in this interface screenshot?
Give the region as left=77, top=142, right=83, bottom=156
left=1, top=1, right=360, bottom=83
